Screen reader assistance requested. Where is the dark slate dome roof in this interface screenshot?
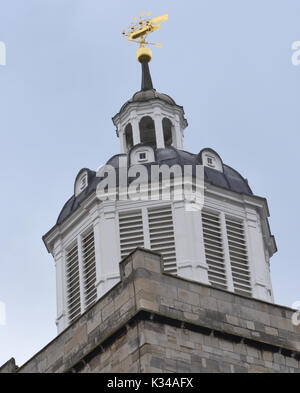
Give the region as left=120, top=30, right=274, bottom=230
left=56, top=146, right=253, bottom=225
left=120, top=89, right=177, bottom=112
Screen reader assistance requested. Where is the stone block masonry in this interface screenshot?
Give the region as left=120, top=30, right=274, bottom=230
left=1, top=248, right=300, bottom=373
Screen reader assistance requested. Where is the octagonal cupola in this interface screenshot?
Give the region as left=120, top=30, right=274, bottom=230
left=112, top=60, right=188, bottom=153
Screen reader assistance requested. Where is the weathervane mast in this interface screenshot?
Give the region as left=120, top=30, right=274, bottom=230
left=122, top=12, right=168, bottom=63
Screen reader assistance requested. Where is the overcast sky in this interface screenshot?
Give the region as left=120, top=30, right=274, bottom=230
left=0, top=0, right=300, bottom=367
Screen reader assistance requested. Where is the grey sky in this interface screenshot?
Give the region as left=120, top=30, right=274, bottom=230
left=0, top=0, right=299, bottom=366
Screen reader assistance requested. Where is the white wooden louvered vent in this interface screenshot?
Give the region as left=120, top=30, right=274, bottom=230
left=119, top=210, right=144, bottom=259
left=148, top=205, right=177, bottom=274
left=226, top=218, right=252, bottom=296
left=66, top=243, right=81, bottom=323
left=82, top=230, right=97, bottom=309
left=202, top=211, right=227, bottom=290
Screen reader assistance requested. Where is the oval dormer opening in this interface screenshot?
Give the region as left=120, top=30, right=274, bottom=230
left=200, top=149, right=223, bottom=172
left=75, top=171, right=88, bottom=196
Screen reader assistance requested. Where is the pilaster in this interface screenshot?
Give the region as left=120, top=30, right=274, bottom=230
left=95, top=201, right=121, bottom=297
left=53, top=238, right=67, bottom=333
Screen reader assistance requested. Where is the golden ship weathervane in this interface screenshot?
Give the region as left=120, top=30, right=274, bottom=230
left=122, top=12, right=168, bottom=63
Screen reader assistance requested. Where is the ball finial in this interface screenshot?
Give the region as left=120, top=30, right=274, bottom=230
left=136, top=47, right=152, bottom=63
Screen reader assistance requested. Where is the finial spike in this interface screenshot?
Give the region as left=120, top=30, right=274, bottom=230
left=141, top=61, right=153, bottom=91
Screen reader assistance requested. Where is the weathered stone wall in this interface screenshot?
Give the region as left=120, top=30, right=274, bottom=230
left=136, top=320, right=299, bottom=373
left=2, top=248, right=300, bottom=373
left=0, top=358, right=18, bottom=373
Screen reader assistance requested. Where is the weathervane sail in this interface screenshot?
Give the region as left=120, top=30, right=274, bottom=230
left=122, top=12, right=168, bottom=63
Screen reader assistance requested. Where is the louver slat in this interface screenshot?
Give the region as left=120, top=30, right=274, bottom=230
left=202, top=211, right=227, bottom=290
left=148, top=206, right=177, bottom=274
left=82, top=230, right=97, bottom=309
left=226, top=218, right=252, bottom=297
left=119, top=210, right=144, bottom=259
left=66, top=243, right=81, bottom=323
